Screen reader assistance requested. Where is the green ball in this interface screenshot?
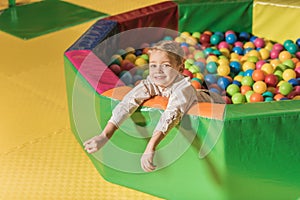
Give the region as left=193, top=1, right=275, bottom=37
left=142, top=69, right=149, bottom=79
left=282, top=59, right=295, bottom=69
left=189, top=65, right=200, bottom=73
left=241, top=76, right=254, bottom=86
left=245, top=90, right=254, bottom=102
left=279, top=82, right=293, bottom=95
left=231, top=93, right=245, bottom=104
left=226, top=84, right=240, bottom=96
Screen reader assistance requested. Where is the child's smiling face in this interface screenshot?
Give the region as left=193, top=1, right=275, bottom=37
left=149, top=49, right=182, bottom=88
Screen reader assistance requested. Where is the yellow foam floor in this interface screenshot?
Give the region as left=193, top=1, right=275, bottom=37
left=0, top=0, right=165, bottom=199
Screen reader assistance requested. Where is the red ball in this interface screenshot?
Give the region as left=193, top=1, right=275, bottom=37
left=264, top=74, right=278, bottom=87
left=182, top=69, right=193, bottom=79
left=109, top=64, right=122, bottom=75
left=199, top=33, right=211, bottom=44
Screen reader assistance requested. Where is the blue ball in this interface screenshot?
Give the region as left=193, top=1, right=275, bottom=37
left=215, top=31, right=225, bottom=41
left=288, top=78, right=298, bottom=86
left=119, top=70, right=133, bottom=85
left=194, top=61, right=205, bottom=73
left=217, top=77, right=231, bottom=90
left=250, top=36, right=257, bottom=43
left=180, top=42, right=189, bottom=47
left=230, top=61, right=241, bottom=74
left=232, top=46, right=244, bottom=55
left=204, top=74, right=218, bottom=84
left=239, top=32, right=250, bottom=41
left=296, top=38, right=300, bottom=47
left=232, top=80, right=242, bottom=87
left=244, top=69, right=254, bottom=77
left=225, top=33, right=237, bottom=44
left=209, top=87, right=221, bottom=95
left=244, top=47, right=253, bottom=54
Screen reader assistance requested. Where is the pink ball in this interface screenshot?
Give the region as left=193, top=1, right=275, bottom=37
left=234, top=41, right=244, bottom=48
left=218, top=41, right=230, bottom=49
left=272, top=43, right=284, bottom=51
left=296, top=52, right=300, bottom=59
left=294, top=86, right=300, bottom=93
left=270, top=49, right=280, bottom=59
left=254, top=38, right=265, bottom=48
left=256, top=60, right=266, bottom=70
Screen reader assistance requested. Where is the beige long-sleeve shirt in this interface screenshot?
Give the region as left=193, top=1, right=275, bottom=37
left=108, top=74, right=198, bottom=134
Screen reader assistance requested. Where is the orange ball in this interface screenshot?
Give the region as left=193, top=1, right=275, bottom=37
left=252, top=69, right=265, bottom=81
left=191, top=80, right=201, bottom=89
left=240, top=85, right=252, bottom=95
left=274, top=93, right=285, bottom=101
left=250, top=93, right=264, bottom=102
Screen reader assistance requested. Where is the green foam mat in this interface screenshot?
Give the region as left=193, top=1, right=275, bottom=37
left=0, top=0, right=107, bottom=40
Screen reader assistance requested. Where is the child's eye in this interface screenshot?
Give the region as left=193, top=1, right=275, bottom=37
left=150, top=64, right=157, bottom=68
left=162, top=64, right=171, bottom=68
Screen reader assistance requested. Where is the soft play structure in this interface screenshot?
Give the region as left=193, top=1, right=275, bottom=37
left=64, top=1, right=300, bottom=199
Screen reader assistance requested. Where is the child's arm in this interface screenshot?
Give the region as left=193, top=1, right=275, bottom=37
left=141, top=83, right=197, bottom=172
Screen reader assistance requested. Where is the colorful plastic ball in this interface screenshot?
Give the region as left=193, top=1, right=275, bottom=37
left=206, top=61, right=218, bottom=74
left=226, top=84, right=240, bottom=96
left=283, top=39, right=294, bottom=49
left=204, top=74, right=218, bottom=84
left=279, top=81, right=293, bottom=95
left=135, top=57, right=148, bottom=67
left=125, top=53, right=137, bottom=63
left=288, top=78, right=298, bottom=86
left=240, top=85, right=252, bottom=95
left=210, top=34, right=222, bottom=45
left=259, top=48, right=270, bottom=60
left=243, top=48, right=254, bottom=55
left=279, top=51, right=292, bottom=62
left=245, top=90, right=254, bottom=102
left=241, top=76, right=254, bottom=86
left=142, top=69, right=149, bottom=79
left=273, top=43, right=284, bottom=51
left=232, top=80, right=242, bottom=87
left=252, top=69, right=265, bottom=81
left=239, top=32, right=251, bottom=41
left=244, top=41, right=255, bottom=49
left=254, top=38, right=265, bottom=48
left=286, top=43, right=298, bottom=54
left=119, top=70, right=133, bottom=85
left=218, top=41, right=230, bottom=49
left=232, top=46, right=243, bottom=55
left=140, top=54, right=149, bottom=61
left=223, top=96, right=232, bottom=104
left=282, top=69, right=296, bottom=81
left=225, top=33, right=237, bottom=44
left=175, top=36, right=185, bottom=43
left=250, top=93, right=264, bottom=102
left=191, top=80, right=202, bottom=89
left=250, top=36, right=258, bottom=43
left=253, top=81, right=267, bottom=94
left=182, top=69, right=194, bottom=79
left=229, top=61, right=241, bottom=74
left=217, top=77, right=231, bottom=90
left=270, top=49, right=280, bottom=59
left=217, top=65, right=230, bottom=76
left=214, top=31, right=225, bottom=40
left=274, top=93, right=285, bottom=101
left=193, top=61, right=205, bottom=73
left=192, top=32, right=201, bottom=39
left=295, top=67, right=300, bottom=78
left=264, top=97, right=273, bottom=102
left=242, top=61, right=256, bottom=71
left=264, top=74, right=278, bottom=87
left=262, top=91, right=274, bottom=98
left=244, top=69, right=254, bottom=77
left=109, top=64, right=122, bottom=75
left=199, top=33, right=211, bottom=44
left=234, top=75, right=243, bottom=82
left=256, top=60, right=266, bottom=70
left=186, top=36, right=198, bottom=46
left=181, top=31, right=191, bottom=38
left=231, top=93, right=245, bottom=104
left=261, top=63, right=274, bottom=74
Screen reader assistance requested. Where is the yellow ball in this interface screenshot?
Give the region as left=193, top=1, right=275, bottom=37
left=265, top=41, right=273, bottom=51
left=247, top=49, right=260, bottom=58
left=253, top=81, right=267, bottom=94
left=217, top=64, right=230, bottom=76
left=218, top=58, right=229, bottom=66
left=125, top=53, right=136, bottom=63
left=220, top=48, right=230, bottom=58
left=244, top=41, right=255, bottom=49
left=186, top=36, right=198, bottom=46
left=125, top=47, right=135, bottom=54
left=279, top=50, right=292, bottom=62
left=180, top=31, right=191, bottom=39
left=269, top=59, right=281, bottom=68
left=261, top=63, right=274, bottom=74
left=282, top=68, right=296, bottom=81
left=194, top=73, right=204, bottom=81
left=175, top=36, right=185, bottom=43
left=206, top=55, right=219, bottom=63
left=234, top=75, right=243, bottom=82
left=135, top=57, right=148, bottom=67
left=259, top=48, right=270, bottom=60
left=242, top=61, right=256, bottom=71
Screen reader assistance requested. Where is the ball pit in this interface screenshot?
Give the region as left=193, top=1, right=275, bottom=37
left=105, top=29, right=300, bottom=104
left=64, top=1, right=300, bottom=200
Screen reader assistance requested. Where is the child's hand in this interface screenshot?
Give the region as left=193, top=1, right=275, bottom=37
left=83, top=134, right=108, bottom=154
left=141, top=151, right=156, bottom=172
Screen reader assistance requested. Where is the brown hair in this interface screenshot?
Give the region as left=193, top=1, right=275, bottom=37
left=148, top=40, right=185, bottom=71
